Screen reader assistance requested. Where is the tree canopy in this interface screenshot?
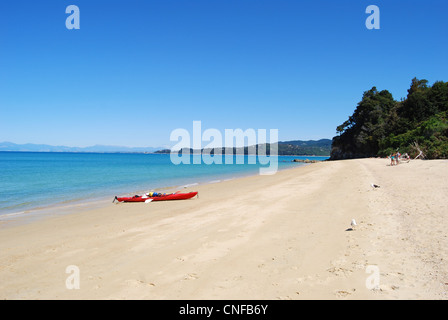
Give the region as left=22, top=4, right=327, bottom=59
left=331, top=78, right=448, bottom=160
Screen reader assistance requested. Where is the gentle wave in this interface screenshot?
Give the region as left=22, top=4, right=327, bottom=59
left=182, top=183, right=199, bottom=188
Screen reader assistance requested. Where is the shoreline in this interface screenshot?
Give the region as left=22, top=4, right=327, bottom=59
left=0, top=159, right=311, bottom=230
left=1, top=158, right=447, bottom=299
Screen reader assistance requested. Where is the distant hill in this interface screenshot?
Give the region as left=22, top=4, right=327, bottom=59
left=1, top=139, right=332, bottom=156
left=156, top=139, right=332, bottom=156
left=278, top=139, right=332, bottom=156
left=0, top=142, right=162, bottom=153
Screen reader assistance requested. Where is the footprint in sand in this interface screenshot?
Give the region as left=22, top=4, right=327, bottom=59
left=335, top=289, right=356, bottom=297
left=183, top=273, right=199, bottom=280
left=176, top=256, right=187, bottom=262
left=125, top=279, right=156, bottom=287
left=327, top=266, right=353, bottom=277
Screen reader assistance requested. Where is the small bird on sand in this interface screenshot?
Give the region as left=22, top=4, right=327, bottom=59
left=370, top=183, right=380, bottom=189
left=351, top=219, right=357, bottom=230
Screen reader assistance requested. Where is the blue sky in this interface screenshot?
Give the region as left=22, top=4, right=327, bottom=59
left=0, top=0, right=447, bottom=148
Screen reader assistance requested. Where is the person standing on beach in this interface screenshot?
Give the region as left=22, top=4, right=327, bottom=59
left=390, top=152, right=397, bottom=166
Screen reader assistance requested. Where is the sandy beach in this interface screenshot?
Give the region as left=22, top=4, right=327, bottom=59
left=1, top=158, right=447, bottom=300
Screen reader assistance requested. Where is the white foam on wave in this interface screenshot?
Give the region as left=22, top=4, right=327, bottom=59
left=0, top=210, right=28, bottom=219
left=182, top=183, right=199, bottom=188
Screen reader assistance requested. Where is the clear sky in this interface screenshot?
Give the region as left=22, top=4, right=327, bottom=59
left=0, top=0, right=447, bottom=148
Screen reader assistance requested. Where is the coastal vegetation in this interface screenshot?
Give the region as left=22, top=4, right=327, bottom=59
left=330, top=78, right=448, bottom=160
left=155, top=139, right=332, bottom=156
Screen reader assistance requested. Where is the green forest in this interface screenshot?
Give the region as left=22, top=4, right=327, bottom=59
left=330, top=78, right=448, bottom=160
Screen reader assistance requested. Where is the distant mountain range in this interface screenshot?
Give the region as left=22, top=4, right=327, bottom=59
left=0, top=139, right=332, bottom=156
left=0, top=142, right=162, bottom=153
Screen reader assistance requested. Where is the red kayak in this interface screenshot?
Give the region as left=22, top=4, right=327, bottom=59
left=114, top=191, right=198, bottom=203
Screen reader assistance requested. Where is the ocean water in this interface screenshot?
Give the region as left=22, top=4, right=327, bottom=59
left=0, top=152, right=328, bottom=218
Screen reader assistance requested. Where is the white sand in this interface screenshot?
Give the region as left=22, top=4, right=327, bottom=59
left=0, top=158, right=447, bottom=299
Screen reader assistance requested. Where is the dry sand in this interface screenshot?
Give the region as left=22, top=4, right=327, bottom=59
left=0, top=158, right=447, bottom=300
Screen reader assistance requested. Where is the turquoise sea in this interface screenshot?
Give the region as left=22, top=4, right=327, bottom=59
left=0, top=152, right=329, bottom=218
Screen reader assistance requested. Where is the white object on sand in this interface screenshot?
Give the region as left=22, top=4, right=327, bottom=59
left=351, top=219, right=357, bottom=229
left=370, top=183, right=380, bottom=189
